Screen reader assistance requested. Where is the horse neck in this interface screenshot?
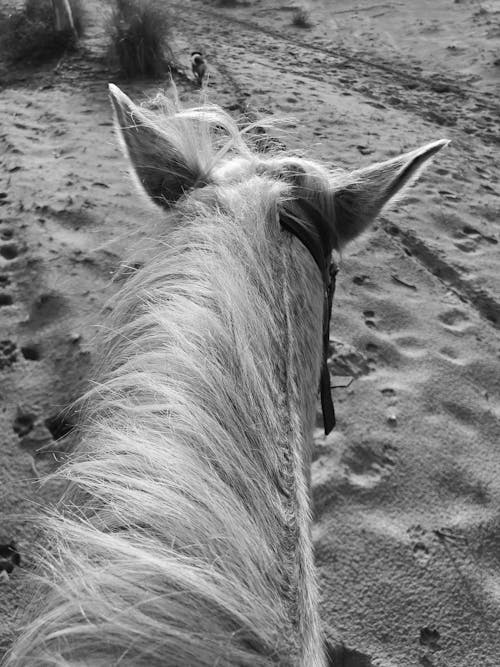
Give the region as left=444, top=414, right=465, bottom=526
left=162, top=185, right=327, bottom=661
left=22, top=183, right=328, bottom=666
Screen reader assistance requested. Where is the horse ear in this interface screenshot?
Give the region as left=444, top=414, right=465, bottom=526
left=109, top=84, right=202, bottom=209
left=333, top=139, right=449, bottom=248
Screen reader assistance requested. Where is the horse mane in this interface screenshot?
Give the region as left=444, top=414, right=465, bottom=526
left=7, top=96, right=330, bottom=667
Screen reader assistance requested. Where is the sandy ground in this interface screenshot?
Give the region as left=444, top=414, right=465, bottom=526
left=1, top=0, right=499, bottom=665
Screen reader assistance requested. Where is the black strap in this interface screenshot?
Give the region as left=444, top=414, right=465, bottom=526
left=280, top=202, right=337, bottom=435
left=320, top=264, right=337, bottom=434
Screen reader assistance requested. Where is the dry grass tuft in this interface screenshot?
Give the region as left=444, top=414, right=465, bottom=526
left=107, top=0, right=176, bottom=79
left=291, top=8, right=313, bottom=29
left=0, top=0, right=84, bottom=64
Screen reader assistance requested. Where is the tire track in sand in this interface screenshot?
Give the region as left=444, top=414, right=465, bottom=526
left=174, top=3, right=500, bottom=329
left=173, top=2, right=500, bottom=147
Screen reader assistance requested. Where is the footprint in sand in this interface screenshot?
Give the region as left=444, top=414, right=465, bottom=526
left=328, top=339, right=371, bottom=377
left=0, top=293, right=13, bottom=307
left=0, top=243, right=19, bottom=261
left=12, top=410, right=36, bottom=438
left=437, top=308, right=471, bottom=331
left=392, top=335, right=427, bottom=360
left=0, top=339, right=17, bottom=370
left=44, top=413, right=74, bottom=441
left=438, top=346, right=463, bottom=363
left=454, top=224, right=498, bottom=254
left=454, top=226, right=481, bottom=253
left=324, top=641, right=374, bottom=667
left=453, top=238, right=478, bottom=253
left=0, top=228, right=14, bottom=241
left=20, top=343, right=40, bottom=361
left=363, top=309, right=376, bottom=328
left=0, top=542, right=21, bottom=577
left=407, top=525, right=431, bottom=566
left=341, top=441, right=397, bottom=489
left=365, top=342, right=379, bottom=372
left=26, top=292, right=67, bottom=328
left=352, top=274, right=370, bottom=285
left=419, top=626, right=442, bottom=651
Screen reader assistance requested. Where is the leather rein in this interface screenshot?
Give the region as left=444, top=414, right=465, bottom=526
left=279, top=199, right=338, bottom=436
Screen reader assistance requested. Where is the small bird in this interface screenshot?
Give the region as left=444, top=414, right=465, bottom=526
left=191, top=52, right=207, bottom=86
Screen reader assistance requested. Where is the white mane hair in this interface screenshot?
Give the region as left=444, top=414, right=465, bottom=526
left=4, top=86, right=447, bottom=666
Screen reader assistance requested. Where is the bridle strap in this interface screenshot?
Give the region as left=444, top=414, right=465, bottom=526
left=279, top=201, right=337, bottom=435
left=320, top=264, right=337, bottom=434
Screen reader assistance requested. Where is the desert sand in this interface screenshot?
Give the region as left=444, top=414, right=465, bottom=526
left=1, top=0, right=499, bottom=665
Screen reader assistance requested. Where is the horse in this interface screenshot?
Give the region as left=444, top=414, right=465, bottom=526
left=4, top=84, right=447, bottom=666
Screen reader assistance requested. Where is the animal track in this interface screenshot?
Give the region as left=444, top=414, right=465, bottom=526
left=328, top=339, right=371, bottom=377
left=365, top=343, right=379, bottom=370
left=0, top=339, right=17, bottom=370
left=363, top=310, right=376, bottom=328
left=393, top=335, right=427, bottom=359
left=0, top=228, right=13, bottom=241
left=324, top=641, right=374, bottom=666
left=435, top=462, right=490, bottom=504
left=438, top=308, right=471, bottom=331
left=0, top=542, right=21, bottom=576
left=454, top=223, right=498, bottom=253
left=44, top=412, right=74, bottom=440
left=0, top=243, right=19, bottom=260
left=20, top=344, right=40, bottom=361
left=438, top=346, right=460, bottom=360
left=454, top=238, right=477, bottom=254
left=407, top=525, right=431, bottom=565
left=453, top=223, right=495, bottom=253
left=352, top=274, right=370, bottom=285
left=419, top=626, right=441, bottom=651
left=0, top=294, right=13, bottom=306
left=462, top=225, right=497, bottom=245
left=13, top=410, right=36, bottom=437
left=413, top=541, right=430, bottom=563
left=27, top=292, right=67, bottom=327
left=341, top=441, right=397, bottom=489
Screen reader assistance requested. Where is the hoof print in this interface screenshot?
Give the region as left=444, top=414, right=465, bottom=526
left=419, top=626, right=441, bottom=652
left=0, top=339, right=17, bottom=370
left=45, top=412, right=74, bottom=440
left=13, top=410, right=35, bottom=437
left=0, top=541, right=21, bottom=577
left=0, top=243, right=19, bottom=260
left=21, top=344, right=40, bottom=361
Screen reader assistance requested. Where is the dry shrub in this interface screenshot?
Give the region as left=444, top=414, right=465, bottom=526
left=291, top=8, right=312, bottom=29
left=69, top=0, right=85, bottom=38
left=0, top=0, right=84, bottom=64
left=108, top=0, right=176, bottom=78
